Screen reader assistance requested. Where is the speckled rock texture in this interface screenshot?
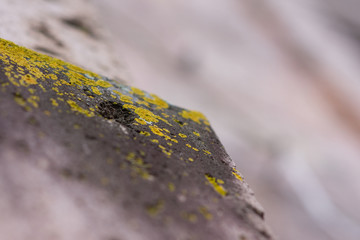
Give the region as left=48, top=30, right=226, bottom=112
left=0, top=39, right=273, bottom=240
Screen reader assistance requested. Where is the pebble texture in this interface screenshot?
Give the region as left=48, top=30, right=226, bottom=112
left=0, top=39, right=272, bottom=240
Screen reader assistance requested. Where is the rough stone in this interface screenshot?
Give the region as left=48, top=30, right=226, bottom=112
left=0, top=39, right=273, bottom=240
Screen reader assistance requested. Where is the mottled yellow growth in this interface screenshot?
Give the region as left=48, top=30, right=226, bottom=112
left=193, top=131, right=200, bottom=137
left=168, top=182, right=175, bottom=192
left=186, top=144, right=192, bottom=148
left=203, top=150, right=212, bottom=155
left=120, top=95, right=133, bottom=104
left=205, top=174, right=228, bottom=196
left=151, top=139, right=159, bottom=143
left=126, top=152, right=153, bottom=180
left=96, top=79, right=112, bottom=88
left=188, top=158, right=194, bottom=162
left=158, top=145, right=172, bottom=157
left=198, top=207, right=213, bottom=220
left=135, top=118, right=147, bottom=125
left=144, top=94, right=169, bottom=109
left=181, top=212, right=198, bottom=223
left=20, top=74, right=37, bottom=85
left=146, top=200, right=164, bottom=217
left=150, top=125, right=167, bottom=138
left=91, top=86, right=101, bottom=95
left=67, top=100, right=95, bottom=117
left=43, top=110, right=51, bottom=116
left=140, top=131, right=151, bottom=136
left=192, top=147, right=199, bottom=151
left=130, top=87, right=145, bottom=96
left=179, top=133, right=187, bottom=138
left=179, top=110, right=210, bottom=125
left=161, top=112, right=169, bottom=118
left=14, top=94, right=27, bottom=108
left=232, top=168, right=243, bottom=181
left=27, top=95, right=40, bottom=108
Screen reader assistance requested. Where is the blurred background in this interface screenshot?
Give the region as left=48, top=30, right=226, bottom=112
left=93, top=0, right=360, bottom=239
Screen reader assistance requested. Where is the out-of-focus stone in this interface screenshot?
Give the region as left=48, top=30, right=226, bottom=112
left=0, top=0, right=127, bottom=83
left=0, top=39, right=273, bottom=240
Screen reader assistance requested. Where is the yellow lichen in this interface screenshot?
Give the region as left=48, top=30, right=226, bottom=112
left=205, top=174, right=228, bottom=196
left=203, top=150, right=212, bottom=155
left=146, top=200, right=164, bottom=217
left=232, top=168, right=243, bottom=181
left=130, top=87, right=145, bottom=96
left=179, top=133, right=187, bottom=138
left=198, top=206, right=213, bottom=220
left=91, top=86, right=102, bottom=95
left=168, top=182, right=175, bottom=192
left=67, top=100, right=94, bottom=117
left=193, top=131, right=200, bottom=137
left=179, top=110, right=210, bottom=125
left=143, top=93, right=169, bottom=109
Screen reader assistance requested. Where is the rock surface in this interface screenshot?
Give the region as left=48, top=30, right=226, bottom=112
left=0, top=39, right=272, bottom=240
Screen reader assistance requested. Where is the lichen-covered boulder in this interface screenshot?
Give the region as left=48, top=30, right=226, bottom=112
left=0, top=39, right=272, bottom=240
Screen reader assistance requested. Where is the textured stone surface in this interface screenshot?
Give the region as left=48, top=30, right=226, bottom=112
left=0, top=39, right=272, bottom=240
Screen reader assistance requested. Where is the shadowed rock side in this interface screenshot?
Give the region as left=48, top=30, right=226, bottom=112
left=0, top=39, right=272, bottom=240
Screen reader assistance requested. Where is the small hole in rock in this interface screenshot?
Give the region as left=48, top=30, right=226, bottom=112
left=97, top=101, right=135, bottom=126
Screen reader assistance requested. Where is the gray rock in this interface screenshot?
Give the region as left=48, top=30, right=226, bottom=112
left=0, top=39, right=273, bottom=240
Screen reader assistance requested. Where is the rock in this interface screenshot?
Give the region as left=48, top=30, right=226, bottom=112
left=0, top=39, right=273, bottom=240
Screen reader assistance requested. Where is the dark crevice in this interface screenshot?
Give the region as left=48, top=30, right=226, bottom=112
left=97, top=101, right=135, bottom=126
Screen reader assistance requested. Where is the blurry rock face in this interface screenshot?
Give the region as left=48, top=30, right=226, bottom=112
left=0, top=0, right=127, bottom=82
left=0, top=39, right=272, bottom=240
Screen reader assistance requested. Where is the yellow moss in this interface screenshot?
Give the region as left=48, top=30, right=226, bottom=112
left=14, top=94, right=27, bottom=108
left=158, top=145, right=172, bottom=157
left=198, top=207, right=213, bottom=220
left=193, top=131, right=200, bottom=137
left=67, top=100, right=94, bottom=117
left=186, top=143, right=192, bottom=148
left=130, top=87, right=145, bottom=96
left=136, top=100, right=150, bottom=107
left=27, top=95, right=40, bottom=108
left=188, top=157, right=194, bottom=162
left=144, top=93, right=169, bottom=109
left=203, top=150, right=212, bottom=155
left=180, top=110, right=210, bottom=125
left=91, top=86, right=102, bottom=95
left=20, top=74, right=37, bottom=86
left=179, top=133, right=187, bottom=138
left=151, top=139, right=159, bottom=143
left=96, top=79, right=112, bottom=88
left=140, top=131, right=151, bottom=136
left=135, top=118, right=147, bottom=125
left=146, top=200, right=164, bottom=217
left=170, top=138, right=178, bottom=143
left=192, top=147, right=199, bottom=151
left=181, top=212, right=198, bottom=223
left=232, top=168, right=243, bottom=181
left=120, top=95, right=133, bottom=104
left=161, top=112, right=169, bottom=118
left=168, top=182, right=175, bottom=192
left=205, top=174, right=228, bottom=196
